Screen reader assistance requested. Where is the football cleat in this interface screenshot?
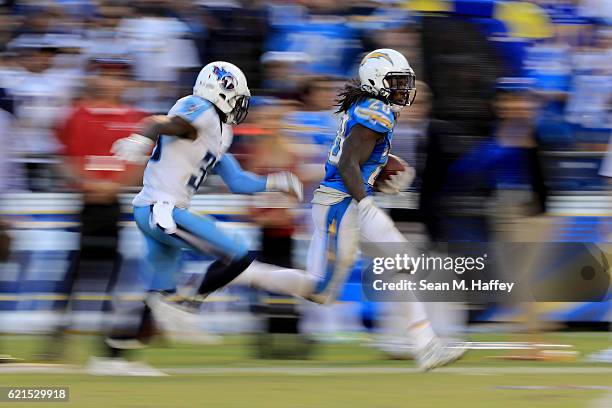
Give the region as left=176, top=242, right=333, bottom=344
left=586, top=348, right=612, bottom=363
left=145, top=292, right=221, bottom=345
left=86, top=357, right=167, bottom=377
left=415, top=338, right=466, bottom=371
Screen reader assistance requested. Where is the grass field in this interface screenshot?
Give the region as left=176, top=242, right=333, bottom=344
left=0, top=332, right=611, bottom=408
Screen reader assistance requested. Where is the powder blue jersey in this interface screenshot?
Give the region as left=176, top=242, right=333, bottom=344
left=320, top=98, right=395, bottom=195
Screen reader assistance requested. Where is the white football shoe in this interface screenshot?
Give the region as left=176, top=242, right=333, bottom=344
left=586, top=348, right=612, bottom=363
left=146, top=292, right=221, bottom=344
left=415, top=338, right=466, bottom=371
left=86, top=357, right=167, bottom=376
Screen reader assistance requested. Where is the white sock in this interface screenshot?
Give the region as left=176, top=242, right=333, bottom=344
left=231, top=261, right=317, bottom=298
left=393, top=301, right=436, bottom=350
left=426, top=302, right=467, bottom=339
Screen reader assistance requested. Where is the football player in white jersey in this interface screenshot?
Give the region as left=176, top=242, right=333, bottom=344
left=112, top=61, right=306, bottom=295
left=100, top=62, right=311, bottom=375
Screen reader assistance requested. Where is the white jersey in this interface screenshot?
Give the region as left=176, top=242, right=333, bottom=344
left=133, top=95, right=233, bottom=208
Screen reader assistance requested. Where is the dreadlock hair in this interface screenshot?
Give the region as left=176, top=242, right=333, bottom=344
left=335, top=79, right=386, bottom=114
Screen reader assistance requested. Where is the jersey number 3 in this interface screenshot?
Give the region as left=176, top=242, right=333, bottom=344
left=188, top=152, right=217, bottom=191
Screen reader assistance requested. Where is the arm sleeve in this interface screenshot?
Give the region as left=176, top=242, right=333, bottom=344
left=213, top=153, right=268, bottom=194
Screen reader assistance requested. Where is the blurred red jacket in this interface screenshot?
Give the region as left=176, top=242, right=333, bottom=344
left=57, top=104, right=147, bottom=182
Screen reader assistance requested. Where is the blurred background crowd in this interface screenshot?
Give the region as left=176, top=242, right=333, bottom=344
left=0, top=0, right=609, bottom=194
left=0, top=0, right=610, bottom=355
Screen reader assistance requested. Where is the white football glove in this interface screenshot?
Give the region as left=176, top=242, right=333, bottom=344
left=378, top=160, right=416, bottom=195
left=266, top=171, right=303, bottom=202
left=111, top=134, right=154, bottom=163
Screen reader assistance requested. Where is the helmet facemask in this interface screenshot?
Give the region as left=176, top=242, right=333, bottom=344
left=224, top=94, right=251, bottom=125
left=381, top=71, right=417, bottom=110
left=232, top=95, right=250, bottom=125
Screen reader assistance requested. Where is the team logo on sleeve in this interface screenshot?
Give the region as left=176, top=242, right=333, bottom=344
left=213, top=66, right=237, bottom=90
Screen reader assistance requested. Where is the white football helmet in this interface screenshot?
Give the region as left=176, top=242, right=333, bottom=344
left=193, top=61, right=251, bottom=125
left=358, top=48, right=416, bottom=112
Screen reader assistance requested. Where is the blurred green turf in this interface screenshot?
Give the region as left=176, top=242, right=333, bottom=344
left=0, top=332, right=610, bottom=408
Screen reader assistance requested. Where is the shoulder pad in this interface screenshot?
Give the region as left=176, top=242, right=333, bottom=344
left=168, top=95, right=214, bottom=124
left=351, top=98, right=395, bottom=133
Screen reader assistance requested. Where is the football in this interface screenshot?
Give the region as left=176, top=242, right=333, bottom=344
left=375, top=154, right=406, bottom=187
